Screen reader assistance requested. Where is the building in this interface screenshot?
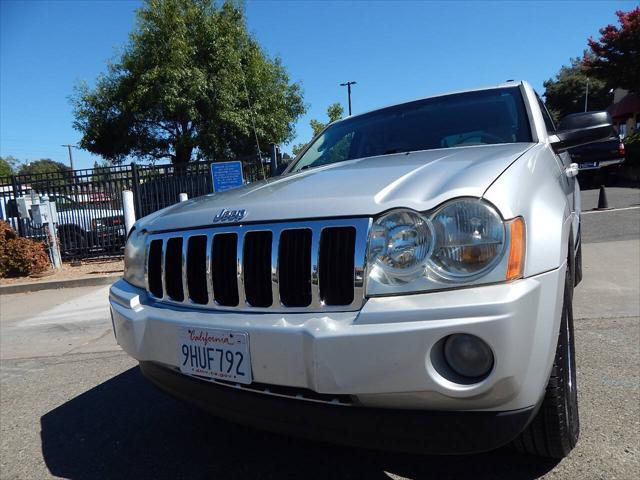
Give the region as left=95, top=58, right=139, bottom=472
left=608, top=89, right=640, bottom=139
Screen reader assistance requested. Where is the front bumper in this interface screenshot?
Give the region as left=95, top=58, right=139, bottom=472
left=110, top=265, right=565, bottom=414
left=140, top=360, right=537, bottom=454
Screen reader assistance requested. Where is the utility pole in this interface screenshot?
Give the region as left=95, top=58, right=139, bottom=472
left=584, top=78, right=589, bottom=112
left=340, top=81, right=357, bottom=116
left=61, top=144, right=76, bottom=170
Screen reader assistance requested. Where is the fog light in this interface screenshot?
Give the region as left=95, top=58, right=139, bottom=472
left=443, top=334, right=494, bottom=379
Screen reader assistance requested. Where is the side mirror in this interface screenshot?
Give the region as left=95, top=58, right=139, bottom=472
left=270, top=163, right=288, bottom=177
left=550, top=111, right=613, bottom=153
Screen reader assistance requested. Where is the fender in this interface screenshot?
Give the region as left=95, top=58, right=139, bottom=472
left=483, top=144, right=574, bottom=277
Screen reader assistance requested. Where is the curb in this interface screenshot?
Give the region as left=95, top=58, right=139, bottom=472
left=0, top=274, right=121, bottom=295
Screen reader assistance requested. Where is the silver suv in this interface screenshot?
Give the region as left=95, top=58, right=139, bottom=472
left=110, top=81, right=612, bottom=458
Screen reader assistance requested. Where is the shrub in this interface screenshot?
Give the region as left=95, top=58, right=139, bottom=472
left=0, top=221, right=50, bottom=278
left=624, top=130, right=640, bottom=187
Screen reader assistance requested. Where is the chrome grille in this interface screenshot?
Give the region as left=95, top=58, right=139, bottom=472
left=144, top=218, right=371, bottom=312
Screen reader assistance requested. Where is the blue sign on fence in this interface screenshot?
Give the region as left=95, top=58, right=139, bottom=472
left=211, top=161, right=244, bottom=193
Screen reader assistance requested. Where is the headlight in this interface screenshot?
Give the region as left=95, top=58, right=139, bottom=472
left=369, top=209, right=434, bottom=283
left=123, top=227, right=147, bottom=288
left=366, top=199, right=524, bottom=296
left=430, top=199, right=505, bottom=279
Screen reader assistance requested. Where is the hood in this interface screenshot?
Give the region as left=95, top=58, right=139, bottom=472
left=141, top=143, right=533, bottom=232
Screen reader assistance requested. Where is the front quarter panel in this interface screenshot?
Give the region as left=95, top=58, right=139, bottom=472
left=483, top=143, right=573, bottom=277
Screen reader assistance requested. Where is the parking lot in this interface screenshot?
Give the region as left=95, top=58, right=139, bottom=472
left=1, top=187, right=638, bottom=480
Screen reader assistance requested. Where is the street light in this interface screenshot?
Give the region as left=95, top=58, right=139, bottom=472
left=584, top=78, right=589, bottom=112
left=340, top=81, right=357, bottom=116
left=61, top=144, right=76, bottom=170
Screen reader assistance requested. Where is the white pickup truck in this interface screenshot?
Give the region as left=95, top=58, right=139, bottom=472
left=110, top=81, right=612, bottom=458
left=4, top=194, right=125, bottom=255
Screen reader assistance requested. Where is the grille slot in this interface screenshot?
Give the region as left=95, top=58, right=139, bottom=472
left=320, top=227, right=356, bottom=305
left=187, top=235, right=208, bottom=304
left=148, top=239, right=163, bottom=297
left=279, top=229, right=312, bottom=307
left=212, top=233, right=239, bottom=306
left=243, top=231, right=273, bottom=307
left=165, top=237, right=184, bottom=301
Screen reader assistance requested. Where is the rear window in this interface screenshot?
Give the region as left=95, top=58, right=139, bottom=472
left=292, top=86, right=532, bottom=172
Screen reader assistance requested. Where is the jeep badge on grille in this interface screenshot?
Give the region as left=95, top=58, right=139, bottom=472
left=212, top=208, right=246, bottom=224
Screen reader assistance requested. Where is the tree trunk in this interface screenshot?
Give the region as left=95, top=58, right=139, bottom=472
left=173, top=140, right=193, bottom=176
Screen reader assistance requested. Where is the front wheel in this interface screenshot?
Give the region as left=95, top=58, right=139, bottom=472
left=512, top=266, right=579, bottom=458
left=58, top=226, right=88, bottom=256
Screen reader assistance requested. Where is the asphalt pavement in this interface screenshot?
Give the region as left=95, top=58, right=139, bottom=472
left=1, top=188, right=638, bottom=479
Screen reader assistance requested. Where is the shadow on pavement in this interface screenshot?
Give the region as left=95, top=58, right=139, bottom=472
left=41, top=367, right=558, bottom=480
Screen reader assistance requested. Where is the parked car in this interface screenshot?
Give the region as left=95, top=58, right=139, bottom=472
left=110, top=81, right=612, bottom=458
left=568, top=131, right=625, bottom=183
left=50, top=194, right=125, bottom=254
left=4, top=194, right=125, bottom=255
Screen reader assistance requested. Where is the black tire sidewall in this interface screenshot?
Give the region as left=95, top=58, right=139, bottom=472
left=59, top=227, right=87, bottom=254
left=561, top=267, right=580, bottom=446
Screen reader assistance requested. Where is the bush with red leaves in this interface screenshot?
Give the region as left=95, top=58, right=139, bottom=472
left=585, top=7, right=640, bottom=93
left=0, top=221, right=50, bottom=278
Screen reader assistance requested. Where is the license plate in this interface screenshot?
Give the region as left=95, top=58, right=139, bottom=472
left=178, top=327, right=252, bottom=384
left=579, top=162, right=598, bottom=169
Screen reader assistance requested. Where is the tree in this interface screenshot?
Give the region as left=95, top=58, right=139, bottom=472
left=17, top=159, right=73, bottom=187
left=91, top=159, right=115, bottom=182
left=18, top=159, right=71, bottom=176
left=585, top=7, right=640, bottom=93
left=543, top=55, right=611, bottom=122
left=72, top=0, right=305, bottom=166
left=0, top=156, right=19, bottom=177
left=291, top=102, right=344, bottom=156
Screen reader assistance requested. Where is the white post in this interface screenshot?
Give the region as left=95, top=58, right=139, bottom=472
left=122, top=190, right=136, bottom=235
left=178, top=193, right=188, bottom=202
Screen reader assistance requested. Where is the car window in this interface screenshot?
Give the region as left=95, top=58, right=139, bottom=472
left=536, top=95, right=556, bottom=133
left=292, top=87, right=532, bottom=173
left=297, top=131, right=355, bottom=170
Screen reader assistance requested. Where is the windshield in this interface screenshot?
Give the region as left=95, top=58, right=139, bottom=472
left=291, top=86, right=532, bottom=173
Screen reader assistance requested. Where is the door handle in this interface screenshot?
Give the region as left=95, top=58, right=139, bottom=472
left=565, top=163, right=579, bottom=178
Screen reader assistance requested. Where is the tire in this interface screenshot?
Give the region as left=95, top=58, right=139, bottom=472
left=512, top=266, right=579, bottom=458
left=58, top=226, right=88, bottom=256
left=574, top=231, right=583, bottom=287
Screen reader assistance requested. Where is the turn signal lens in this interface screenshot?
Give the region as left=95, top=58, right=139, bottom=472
left=506, top=217, right=525, bottom=281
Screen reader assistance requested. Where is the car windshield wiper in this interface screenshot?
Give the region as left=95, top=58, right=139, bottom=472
left=383, top=149, right=412, bottom=155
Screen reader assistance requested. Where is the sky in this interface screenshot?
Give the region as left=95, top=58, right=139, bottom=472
left=0, top=0, right=635, bottom=170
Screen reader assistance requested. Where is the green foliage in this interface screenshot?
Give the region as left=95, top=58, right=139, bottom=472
left=18, top=159, right=71, bottom=176
left=543, top=55, right=611, bottom=122
left=586, top=7, right=640, bottom=93
left=311, top=102, right=344, bottom=136
left=291, top=143, right=306, bottom=157
left=0, top=221, right=50, bottom=278
left=0, top=156, right=19, bottom=177
left=91, top=159, right=114, bottom=182
left=17, top=159, right=73, bottom=187
left=290, top=102, right=344, bottom=157
left=624, top=130, right=640, bottom=146
left=72, top=0, right=306, bottom=166
left=326, top=103, right=344, bottom=124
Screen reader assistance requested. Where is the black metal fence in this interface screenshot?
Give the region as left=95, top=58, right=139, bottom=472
left=0, top=158, right=270, bottom=260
